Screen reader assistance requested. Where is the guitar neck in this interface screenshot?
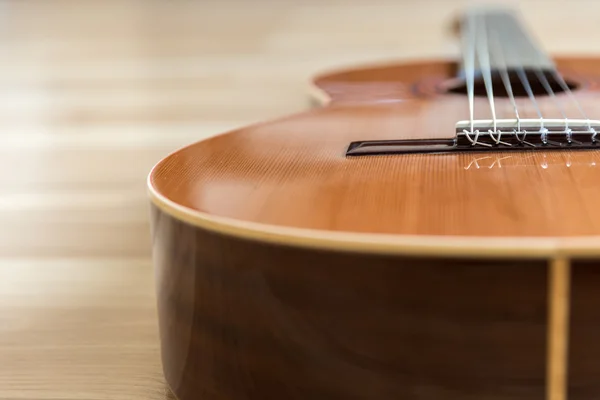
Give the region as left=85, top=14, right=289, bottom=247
left=458, top=7, right=555, bottom=77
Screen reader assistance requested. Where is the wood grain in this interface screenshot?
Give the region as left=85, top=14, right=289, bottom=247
left=564, top=260, right=600, bottom=400
left=4, top=1, right=600, bottom=399
left=152, top=204, right=548, bottom=400
left=149, top=57, right=600, bottom=244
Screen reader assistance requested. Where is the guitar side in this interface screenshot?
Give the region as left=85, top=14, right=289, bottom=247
left=149, top=55, right=600, bottom=400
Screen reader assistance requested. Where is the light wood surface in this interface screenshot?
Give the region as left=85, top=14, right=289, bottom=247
left=3, top=1, right=600, bottom=399
left=548, top=258, right=571, bottom=400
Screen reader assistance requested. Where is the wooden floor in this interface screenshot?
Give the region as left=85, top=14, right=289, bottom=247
left=2, top=0, right=600, bottom=399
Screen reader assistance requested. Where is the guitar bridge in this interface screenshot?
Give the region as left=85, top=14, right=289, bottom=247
left=346, top=119, right=600, bottom=156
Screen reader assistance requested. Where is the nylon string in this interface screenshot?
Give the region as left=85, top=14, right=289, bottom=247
left=489, top=27, right=518, bottom=145
left=461, top=10, right=477, bottom=137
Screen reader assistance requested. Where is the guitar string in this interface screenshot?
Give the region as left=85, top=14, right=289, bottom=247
left=466, top=11, right=541, bottom=147
left=534, top=69, right=574, bottom=143
left=501, top=12, right=550, bottom=145
left=493, top=11, right=595, bottom=146
left=550, top=69, right=596, bottom=139
left=514, top=61, right=546, bottom=144
left=462, top=9, right=477, bottom=141
left=527, top=20, right=597, bottom=144
left=475, top=12, right=499, bottom=147
left=462, top=11, right=497, bottom=147
left=551, top=71, right=590, bottom=120
left=514, top=7, right=596, bottom=138
left=488, top=25, right=519, bottom=145
left=495, top=15, right=543, bottom=146
left=464, top=10, right=595, bottom=148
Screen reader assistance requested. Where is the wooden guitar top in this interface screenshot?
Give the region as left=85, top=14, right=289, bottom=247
left=149, top=57, right=600, bottom=256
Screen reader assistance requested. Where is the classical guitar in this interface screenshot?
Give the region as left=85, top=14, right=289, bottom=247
left=148, top=7, right=600, bottom=400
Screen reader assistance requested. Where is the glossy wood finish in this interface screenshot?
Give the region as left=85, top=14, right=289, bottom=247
left=310, top=57, right=600, bottom=105
left=150, top=57, right=600, bottom=243
left=152, top=204, right=549, bottom=400
left=568, top=261, right=600, bottom=400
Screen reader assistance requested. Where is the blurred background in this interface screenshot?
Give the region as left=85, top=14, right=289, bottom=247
left=1, top=0, right=598, bottom=399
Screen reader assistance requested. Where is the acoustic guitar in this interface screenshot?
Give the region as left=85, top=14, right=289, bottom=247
left=148, top=6, right=600, bottom=400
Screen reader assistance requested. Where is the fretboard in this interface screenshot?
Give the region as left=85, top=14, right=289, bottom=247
left=458, top=7, right=555, bottom=77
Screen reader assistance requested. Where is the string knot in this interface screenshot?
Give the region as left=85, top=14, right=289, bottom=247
left=463, top=129, right=481, bottom=146
left=540, top=127, right=549, bottom=145
left=565, top=128, right=573, bottom=144
left=488, top=129, right=503, bottom=145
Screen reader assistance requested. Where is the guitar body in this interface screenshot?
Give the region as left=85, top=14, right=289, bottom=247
left=148, top=9, right=600, bottom=399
